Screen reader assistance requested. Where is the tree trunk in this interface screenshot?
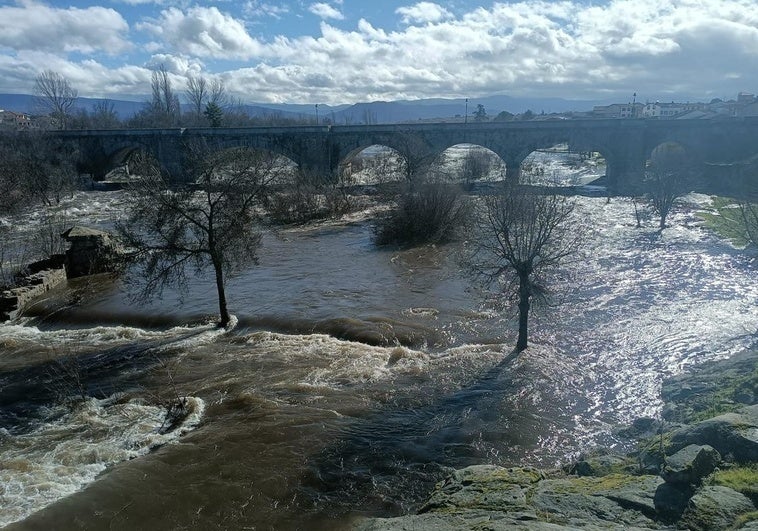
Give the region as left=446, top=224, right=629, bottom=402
left=516, top=272, right=530, bottom=352
left=212, top=255, right=230, bottom=327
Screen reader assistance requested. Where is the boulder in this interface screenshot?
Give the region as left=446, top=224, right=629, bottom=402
left=679, top=486, right=756, bottom=531
left=661, top=444, right=720, bottom=486
left=668, top=405, right=758, bottom=463
left=652, top=482, right=690, bottom=522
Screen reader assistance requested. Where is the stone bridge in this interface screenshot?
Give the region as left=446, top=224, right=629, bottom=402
left=57, top=118, right=758, bottom=194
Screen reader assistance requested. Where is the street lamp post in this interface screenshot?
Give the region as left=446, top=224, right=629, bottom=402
left=315, top=103, right=319, bottom=125
left=632, top=92, right=637, bottom=118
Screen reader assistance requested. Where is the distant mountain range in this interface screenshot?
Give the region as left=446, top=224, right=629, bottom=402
left=0, top=93, right=607, bottom=124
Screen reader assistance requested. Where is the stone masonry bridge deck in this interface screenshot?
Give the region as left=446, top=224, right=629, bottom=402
left=56, top=117, right=758, bottom=194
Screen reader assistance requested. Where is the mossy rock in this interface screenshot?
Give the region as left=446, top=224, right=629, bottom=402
left=530, top=474, right=662, bottom=527
left=680, top=486, right=755, bottom=531
left=419, top=466, right=546, bottom=514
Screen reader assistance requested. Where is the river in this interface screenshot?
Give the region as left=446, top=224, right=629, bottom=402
left=1, top=152, right=756, bottom=529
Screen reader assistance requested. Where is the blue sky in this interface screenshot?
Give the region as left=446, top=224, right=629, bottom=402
left=1, top=0, right=757, bottom=105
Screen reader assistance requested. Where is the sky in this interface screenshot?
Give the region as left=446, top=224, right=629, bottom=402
left=1, top=0, right=757, bottom=106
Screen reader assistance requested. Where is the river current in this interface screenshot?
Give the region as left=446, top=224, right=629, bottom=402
left=1, top=153, right=756, bottom=529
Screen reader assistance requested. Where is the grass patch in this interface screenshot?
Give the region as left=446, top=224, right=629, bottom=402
left=699, top=197, right=758, bottom=248
left=707, top=466, right=758, bottom=505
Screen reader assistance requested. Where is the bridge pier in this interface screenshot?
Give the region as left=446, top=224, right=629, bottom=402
left=505, top=161, right=522, bottom=183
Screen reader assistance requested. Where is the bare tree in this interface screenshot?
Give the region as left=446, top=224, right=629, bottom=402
left=148, top=65, right=181, bottom=127
left=470, top=187, right=580, bottom=352
left=34, top=70, right=78, bottom=130
left=90, top=100, right=121, bottom=129
left=185, top=75, right=208, bottom=123
left=208, top=79, right=228, bottom=108
left=117, top=140, right=280, bottom=327
left=644, top=169, right=687, bottom=230
left=186, top=76, right=228, bottom=127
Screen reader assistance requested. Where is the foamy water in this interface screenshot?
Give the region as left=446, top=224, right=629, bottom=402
left=1, top=152, right=756, bottom=529
left=0, top=394, right=204, bottom=527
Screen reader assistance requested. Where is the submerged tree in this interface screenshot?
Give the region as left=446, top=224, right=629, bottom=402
left=470, top=187, right=580, bottom=352
left=645, top=142, right=691, bottom=229
left=117, top=141, right=280, bottom=327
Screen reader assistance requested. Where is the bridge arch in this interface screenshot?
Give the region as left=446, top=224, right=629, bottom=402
left=340, top=144, right=408, bottom=184
left=336, top=132, right=438, bottom=184
left=181, top=133, right=305, bottom=174
left=431, top=143, right=506, bottom=187
left=76, top=137, right=159, bottom=180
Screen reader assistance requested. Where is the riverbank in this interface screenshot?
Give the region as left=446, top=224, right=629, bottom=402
left=356, top=349, right=758, bottom=530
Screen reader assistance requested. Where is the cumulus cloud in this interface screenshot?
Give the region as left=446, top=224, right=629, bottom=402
left=308, top=3, right=344, bottom=21
left=2, top=0, right=758, bottom=105
left=145, top=54, right=204, bottom=76
left=137, top=6, right=264, bottom=59
left=396, top=2, right=452, bottom=24
left=0, top=2, right=130, bottom=55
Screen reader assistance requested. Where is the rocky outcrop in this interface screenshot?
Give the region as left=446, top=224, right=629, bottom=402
left=356, top=352, right=758, bottom=530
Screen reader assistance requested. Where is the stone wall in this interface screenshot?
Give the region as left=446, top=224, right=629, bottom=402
left=0, top=256, right=67, bottom=321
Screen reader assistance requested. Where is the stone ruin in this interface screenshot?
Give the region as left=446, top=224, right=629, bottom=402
left=0, top=226, right=123, bottom=321
left=60, top=226, right=122, bottom=278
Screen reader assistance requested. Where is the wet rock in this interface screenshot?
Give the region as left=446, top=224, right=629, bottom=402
left=668, top=405, right=758, bottom=463
left=661, top=444, right=720, bottom=486
left=617, top=417, right=659, bottom=439
left=0, top=265, right=67, bottom=321
left=661, top=350, right=758, bottom=424
left=679, top=486, right=756, bottom=531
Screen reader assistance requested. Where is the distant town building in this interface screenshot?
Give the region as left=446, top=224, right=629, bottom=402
left=591, top=103, right=643, bottom=118
left=0, top=109, right=31, bottom=130
left=592, top=93, right=755, bottom=119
